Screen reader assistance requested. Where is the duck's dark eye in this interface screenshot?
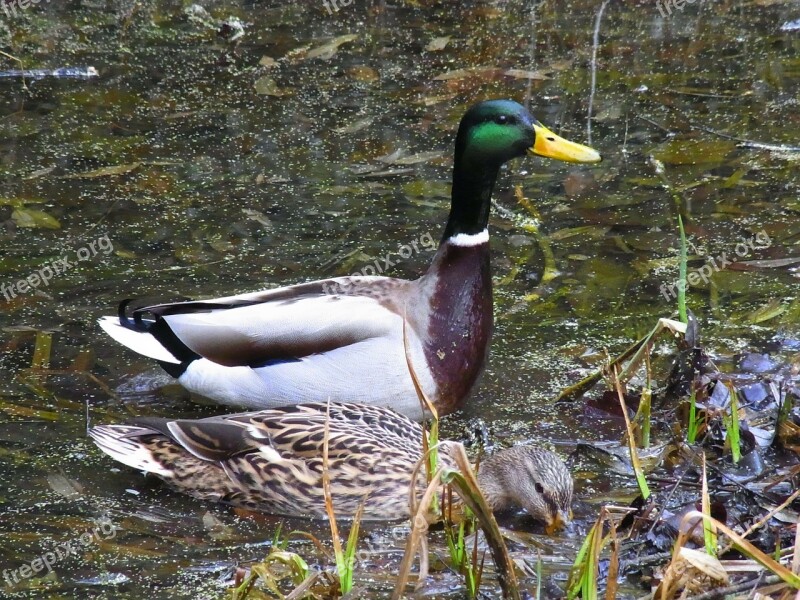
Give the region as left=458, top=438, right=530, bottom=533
left=494, top=115, right=509, bottom=125
left=534, top=482, right=544, bottom=494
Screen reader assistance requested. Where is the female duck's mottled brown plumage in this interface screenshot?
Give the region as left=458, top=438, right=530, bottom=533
left=90, top=402, right=573, bottom=526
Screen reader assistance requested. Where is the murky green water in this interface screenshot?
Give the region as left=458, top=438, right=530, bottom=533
left=0, top=0, right=798, bottom=597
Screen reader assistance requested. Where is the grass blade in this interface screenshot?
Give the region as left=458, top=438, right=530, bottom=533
left=726, top=384, right=741, bottom=464
left=700, top=453, right=717, bottom=556
left=612, top=367, right=650, bottom=499
left=677, top=213, right=688, bottom=324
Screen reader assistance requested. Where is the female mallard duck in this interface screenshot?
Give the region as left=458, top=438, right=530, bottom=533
left=90, top=402, right=573, bottom=527
left=99, top=100, right=600, bottom=420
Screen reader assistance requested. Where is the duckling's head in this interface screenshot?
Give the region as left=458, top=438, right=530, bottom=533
left=455, top=99, right=601, bottom=168
left=477, top=445, right=573, bottom=533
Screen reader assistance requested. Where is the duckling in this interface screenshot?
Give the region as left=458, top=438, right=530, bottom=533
left=90, top=402, right=572, bottom=528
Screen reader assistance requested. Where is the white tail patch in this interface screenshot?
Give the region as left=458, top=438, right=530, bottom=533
left=90, top=426, right=172, bottom=477
left=98, top=317, right=181, bottom=364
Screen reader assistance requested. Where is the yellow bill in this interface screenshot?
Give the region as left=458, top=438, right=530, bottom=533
left=530, top=122, right=602, bottom=163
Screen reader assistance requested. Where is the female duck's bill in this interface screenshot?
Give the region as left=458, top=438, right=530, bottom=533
left=98, top=100, right=601, bottom=421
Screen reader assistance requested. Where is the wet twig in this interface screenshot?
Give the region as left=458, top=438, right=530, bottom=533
left=635, top=111, right=800, bottom=154
left=643, top=472, right=690, bottom=540
left=635, top=114, right=673, bottom=134
left=687, top=122, right=800, bottom=153
left=587, top=0, right=611, bottom=144
left=0, top=50, right=28, bottom=91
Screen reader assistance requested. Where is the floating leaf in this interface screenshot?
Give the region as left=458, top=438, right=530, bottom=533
left=433, top=67, right=499, bottom=81
left=378, top=150, right=446, bottom=165
left=334, top=117, right=373, bottom=135
left=23, top=166, right=56, bottom=180
left=259, top=55, right=278, bottom=68
left=504, top=68, right=549, bottom=80
left=254, top=76, right=289, bottom=96
left=593, top=104, right=623, bottom=122
left=652, top=139, right=736, bottom=166
left=0, top=197, right=44, bottom=207
left=306, top=34, right=357, bottom=60
left=418, top=94, right=457, bottom=106
left=61, top=162, right=142, bottom=179
left=548, top=58, right=573, bottom=71
left=747, top=298, right=785, bottom=323
left=114, top=248, right=137, bottom=259
left=242, top=208, right=273, bottom=230
left=425, top=36, right=451, bottom=51
left=738, top=257, right=800, bottom=269
left=345, top=65, right=378, bottom=82
left=11, top=208, right=61, bottom=229
left=46, top=473, right=84, bottom=500
left=282, top=43, right=312, bottom=63
left=548, top=225, right=610, bottom=241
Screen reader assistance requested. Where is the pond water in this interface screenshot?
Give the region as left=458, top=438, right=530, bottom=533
left=0, top=0, right=798, bottom=598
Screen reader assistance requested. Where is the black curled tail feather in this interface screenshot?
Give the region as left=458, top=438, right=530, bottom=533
left=118, top=299, right=153, bottom=332
left=116, top=299, right=200, bottom=364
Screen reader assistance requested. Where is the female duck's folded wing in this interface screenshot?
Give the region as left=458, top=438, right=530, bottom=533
left=98, top=276, right=409, bottom=368
left=91, top=402, right=422, bottom=467
left=223, top=402, right=423, bottom=458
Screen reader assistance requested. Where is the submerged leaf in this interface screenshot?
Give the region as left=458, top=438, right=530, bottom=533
left=504, top=68, right=549, bottom=80
left=425, top=36, right=451, bottom=51
left=0, top=197, right=44, bottom=207
left=433, top=67, right=500, bottom=81
left=334, top=117, right=373, bottom=135
left=652, top=139, right=736, bottom=166
left=254, top=76, right=289, bottom=96
left=747, top=299, right=785, bottom=323
left=346, top=65, right=378, bottom=82
left=306, top=34, right=358, bottom=60
left=259, top=55, right=278, bottom=68
left=61, top=162, right=142, bottom=178
left=11, top=208, right=61, bottom=229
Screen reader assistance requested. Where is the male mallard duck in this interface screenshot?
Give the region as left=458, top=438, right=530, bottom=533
left=99, top=100, right=600, bottom=420
left=89, top=402, right=573, bottom=526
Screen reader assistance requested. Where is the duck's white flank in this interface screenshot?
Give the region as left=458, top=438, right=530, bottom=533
left=447, top=229, right=489, bottom=247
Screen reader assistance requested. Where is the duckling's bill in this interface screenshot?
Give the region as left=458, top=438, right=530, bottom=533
left=530, top=122, right=601, bottom=163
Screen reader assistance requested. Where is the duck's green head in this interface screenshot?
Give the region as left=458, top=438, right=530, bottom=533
left=443, top=100, right=601, bottom=240
left=455, top=99, right=601, bottom=167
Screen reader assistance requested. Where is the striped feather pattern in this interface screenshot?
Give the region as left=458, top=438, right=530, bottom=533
left=90, top=402, right=573, bottom=524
